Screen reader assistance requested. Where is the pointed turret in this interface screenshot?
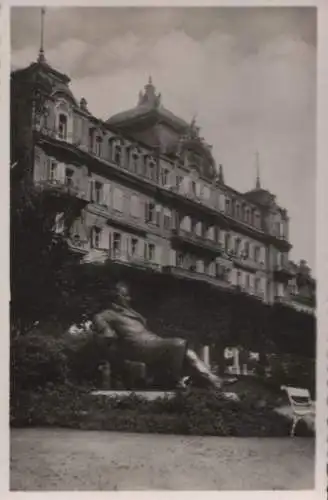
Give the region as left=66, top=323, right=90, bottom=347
left=218, top=164, right=225, bottom=184
left=255, top=151, right=261, bottom=190
left=37, top=8, right=46, bottom=64
left=137, top=76, right=161, bottom=107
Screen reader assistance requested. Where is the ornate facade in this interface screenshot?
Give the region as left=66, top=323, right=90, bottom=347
left=11, top=54, right=315, bottom=316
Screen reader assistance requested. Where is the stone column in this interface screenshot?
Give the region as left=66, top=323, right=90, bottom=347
left=234, top=348, right=241, bottom=375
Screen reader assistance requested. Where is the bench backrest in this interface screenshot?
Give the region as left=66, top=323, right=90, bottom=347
left=281, top=385, right=312, bottom=408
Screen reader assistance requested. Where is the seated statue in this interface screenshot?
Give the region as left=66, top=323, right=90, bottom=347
left=93, top=281, right=223, bottom=391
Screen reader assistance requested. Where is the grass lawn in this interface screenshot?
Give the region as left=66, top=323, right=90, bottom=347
left=11, top=428, right=314, bottom=491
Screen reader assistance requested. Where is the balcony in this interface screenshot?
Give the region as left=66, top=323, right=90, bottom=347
left=36, top=178, right=87, bottom=202
left=273, top=263, right=295, bottom=282
left=171, top=228, right=224, bottom=256
left=274, top=294, right=315, bottom=313
left=109, top=250, right=162, bottom=272
left=163, top=265, right=233, bottom=290
left=68, top=235, right=89, bottom=255
left=231, top=252, right=266, bottom=273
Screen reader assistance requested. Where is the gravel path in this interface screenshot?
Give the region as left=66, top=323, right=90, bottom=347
left=11, top=428, right=314, bottom=491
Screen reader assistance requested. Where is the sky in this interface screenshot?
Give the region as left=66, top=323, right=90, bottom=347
left=11, top=6, right=317, bottom=273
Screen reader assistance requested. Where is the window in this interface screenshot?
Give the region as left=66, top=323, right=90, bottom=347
left=254, top=212, right=260, bottom=228
left=88, top=129, right=94, bottom=151
left=148, top=243, right=155, bottom=261
left=254, top=246, right=260, bottom=262
left=244, top=207, right=251, bottom=224
left=163, top=208, right=171, bottom=230
left=95, top=137, right=102, bottom=157
left=130, top=238, right=138, bottom=256
left=58, top=114, right=68, bottom=140
left=161, top=168, right=169, bottom=186
left=130, top=195, right=140, bottom=217
left=112, top=232, right=121, bottom=257
left=203, top=186, right=210, bottom=200
left=145, top=201, right=155, bottom=223
left=114, top=144, right=122, bottom=165
left=94, top=181, right=103, bottom=205
left=207, top=226, right=215, bottom=241
left=235, top=203, right=241, bottom=219
left=144, top=242, right=155, bottom=262
left=92, top=227, right=101, bottom=249
left=245, top=274, right=250, bottom=290
left=244, top=241, right=250, bottom=259
left=254, top=278, right=260, bottom=293
left=195, top=221, right=202, bottom=237
left=176, top=252, right=184, bottom=267
left=225, top=198, right=231, bottom=214
left=225, top=232, right=231, bottom=252
left=130, top=151, right=139, bottom=173
left=49, top=160, right=57, bottom=181
left=176, top=175, right=183, bottom=190
left=235, top=238, right=241, bottom=256
left=155, top=206, right=161, bottom=227
left=148, top=160, right=156, bottom=181
left=113, top=188, right=124, bottom=212
left=237, top=271, right=242, bottom=286
left=191, top=181, right=196, bottom=196
left=65, top=168, right=74, bottom=188
left=181, top=216, right=191, bottom=232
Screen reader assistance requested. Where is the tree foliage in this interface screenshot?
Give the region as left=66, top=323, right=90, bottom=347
left=10, top=177, right=74, bottom=335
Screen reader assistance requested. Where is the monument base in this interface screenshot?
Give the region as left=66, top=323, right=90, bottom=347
left=91, top=389, right=239, bottom=402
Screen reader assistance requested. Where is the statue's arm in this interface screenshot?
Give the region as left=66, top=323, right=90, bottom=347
left=93, top=311, right=118, bottom=339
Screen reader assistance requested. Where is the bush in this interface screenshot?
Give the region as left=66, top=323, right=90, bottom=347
left=11, top=333, right=69, bottom=394
left=10, top=385, right=314, bottom=437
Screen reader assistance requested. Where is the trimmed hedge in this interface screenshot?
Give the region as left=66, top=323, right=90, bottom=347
left=10, top=384, right=314, bottom=437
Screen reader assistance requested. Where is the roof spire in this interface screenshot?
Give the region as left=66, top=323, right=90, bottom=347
left=255, top=151, right=261, bottom=189
left=37, top=7, right=46, bottom=63
left=218, top=164, right=225, bottom=184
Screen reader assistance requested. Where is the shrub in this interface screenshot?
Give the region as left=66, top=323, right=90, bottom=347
left=10, top=385, right=314, bottom=437
left=11, top=333, right=69, bottom=394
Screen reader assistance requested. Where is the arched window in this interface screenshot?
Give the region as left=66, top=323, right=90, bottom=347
left=130, top=149, right=139, bottom=173
left=58, top=114, right=68, bottom=140
left=224, top=232, right=231, bottom=252
left=244, top=207, right=251, bottom=224
left=95, top=136, right=102, bottom=157
left=114, top=143, right=122, bottom=166
left=148, top=160, right=156, bottom=181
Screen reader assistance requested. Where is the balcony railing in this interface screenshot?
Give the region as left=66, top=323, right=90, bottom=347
left=68, top=235, right=89, bottom=254
left=163, top=265, right=233, bottom=290
left=36, top=178, right=87, bottom=200
left=231, top=251, right=266, bottom=272
left=171, top=228, right=224, bottom=256
left=274, top=294, right=315, bottom=312
left=109, top=250, right=161, bottom=271
left=273, top=263, right=295, bottom=281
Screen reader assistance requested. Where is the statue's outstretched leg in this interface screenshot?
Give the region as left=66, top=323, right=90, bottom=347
left=182, top=349, right=223, bottom=390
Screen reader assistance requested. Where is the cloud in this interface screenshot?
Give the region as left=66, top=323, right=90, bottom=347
left=10, top=8, right=316, bottom=272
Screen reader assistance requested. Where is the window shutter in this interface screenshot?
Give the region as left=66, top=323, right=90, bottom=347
left=57, top=163, right=66, bottom=183
left=102, top=183, right=111, bottom=207
left=156, top=205, right=161, bottom=226
left=99, top=227, right=108, bottom=250
left=218, top=193, right=225, bottom=211
left=155, top=245, right=162, bottom=265
left=88, top=179, right=95, bottom=202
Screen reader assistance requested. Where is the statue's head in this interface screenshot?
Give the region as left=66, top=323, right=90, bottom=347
left=111, top=281, right=131, bottom=307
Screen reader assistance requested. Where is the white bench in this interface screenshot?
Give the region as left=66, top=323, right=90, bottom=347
left=281, top=385, right=315, bottom=437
